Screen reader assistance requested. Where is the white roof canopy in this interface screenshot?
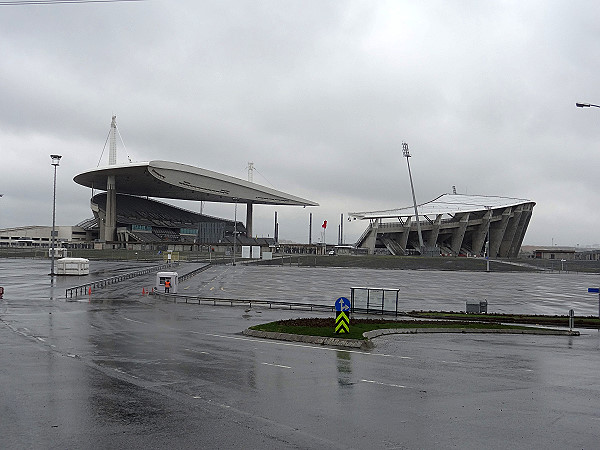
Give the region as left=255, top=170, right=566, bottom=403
left=349, top=193, right=534, bottom=220
left=74, top=160, right=318, bottom=206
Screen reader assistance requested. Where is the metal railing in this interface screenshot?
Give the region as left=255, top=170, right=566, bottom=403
left=155, top=286, right=403, bottom=317
left=153, top=292, right=338, bottom=312
left=179, top=264, right=211, bottom=281
left=65, top=262, right=178, bottom=298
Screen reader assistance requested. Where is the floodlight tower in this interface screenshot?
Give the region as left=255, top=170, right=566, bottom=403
left=402, top=142, right=424, bottom=253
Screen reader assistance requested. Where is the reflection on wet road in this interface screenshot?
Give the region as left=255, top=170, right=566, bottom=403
left=1, top=259, right=599, bottom=449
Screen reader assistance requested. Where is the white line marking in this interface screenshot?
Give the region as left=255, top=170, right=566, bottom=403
left=361, top=379, right=406, bottom=389
left=199, top=332, right=412, bottom=359
left=262, top=362, right=291, bottom=369
left=184, top=348, right=209, bottom=354
left=123, top=317, right=145, bottom=324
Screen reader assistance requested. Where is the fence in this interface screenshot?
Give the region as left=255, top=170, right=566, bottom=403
left=65, top=262, right=178, bottom=299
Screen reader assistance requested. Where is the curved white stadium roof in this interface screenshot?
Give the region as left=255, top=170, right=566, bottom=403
left=74, top=160, right=318, bottom=206
left=349, top=193, right=534, bottom=220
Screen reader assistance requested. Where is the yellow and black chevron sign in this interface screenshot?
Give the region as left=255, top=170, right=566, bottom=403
left=335, top=311, right=350, bottom=334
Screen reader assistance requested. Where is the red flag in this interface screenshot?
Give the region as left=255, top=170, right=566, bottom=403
left=322, top=220, right=327, bottom=229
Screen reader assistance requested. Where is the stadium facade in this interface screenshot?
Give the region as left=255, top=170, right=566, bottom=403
left=350, top=193, right=535, bottom=257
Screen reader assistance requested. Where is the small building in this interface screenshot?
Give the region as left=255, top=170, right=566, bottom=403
left=534, top=249, right=576, bottom=260
left=156, top=271, right=178, bottom=294
left=55, top=258, right=90, bottom=275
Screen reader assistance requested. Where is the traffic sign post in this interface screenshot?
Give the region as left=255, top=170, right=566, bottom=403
left=587, top=288, right=600, bottom=319
left=335, top=297, right=350, bottom=334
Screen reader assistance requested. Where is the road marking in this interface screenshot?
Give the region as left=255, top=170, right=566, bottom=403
left=199, top=332, right=412, bottom=359
left=123, top=317, right=145, bottom=324
left=114, top=368, right=139, bottom=379
left=262, top=362, right=291, bottom=369
left=185, top=348, right=209, bottom=355
left=361, top=379, right=406, bottom=389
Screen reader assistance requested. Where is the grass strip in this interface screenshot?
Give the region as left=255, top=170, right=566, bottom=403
left=407, top=311, right=600, bottom=327
left=249, top=318, right=542, bottom=341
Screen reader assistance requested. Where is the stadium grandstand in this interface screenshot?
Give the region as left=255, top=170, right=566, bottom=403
left=86, top=192, right=274, bottom=248
left=350, top=193, right=535, bottom=257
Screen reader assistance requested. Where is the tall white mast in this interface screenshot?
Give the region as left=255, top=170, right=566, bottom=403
left=109, top=115, right=117, bottom=166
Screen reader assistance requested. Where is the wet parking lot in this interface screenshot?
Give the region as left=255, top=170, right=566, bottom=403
left=1, top=258, right=600, bottom=449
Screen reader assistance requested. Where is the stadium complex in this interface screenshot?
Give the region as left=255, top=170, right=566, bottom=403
left=350, top=193, right=535, bottom=257
left=0, top=117, right=537, bottom=257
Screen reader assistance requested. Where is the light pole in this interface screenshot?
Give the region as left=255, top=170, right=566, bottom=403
left=486, top=206, right=491, bottom=272
left=233, top=199, right=238, bottom=266
left=576, top=102, right=600, bottom=108
left=402, top=142, right=424, bottom=254
left=50, top=154, right=62, bottom=277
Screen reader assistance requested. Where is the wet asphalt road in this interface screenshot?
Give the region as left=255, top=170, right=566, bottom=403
left=1, top=259, right=600, bottom=449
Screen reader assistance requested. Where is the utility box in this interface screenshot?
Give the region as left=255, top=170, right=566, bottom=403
left=156, top=271, right=178, bottom=294
left=466, top=300, right=487, bottom=314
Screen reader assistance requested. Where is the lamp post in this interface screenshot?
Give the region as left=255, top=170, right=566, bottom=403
left=233, top=199, right=238, bottom=266
left=50, top=154, right=62, bottom=277
left=486, top=206, right=491, bottom=272
left=576, top=102, right=600, bottom=108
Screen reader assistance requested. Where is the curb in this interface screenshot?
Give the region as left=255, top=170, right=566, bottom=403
left=243, top=328, right=373, bottom=350
left=363, top=327, right=580, bottom=338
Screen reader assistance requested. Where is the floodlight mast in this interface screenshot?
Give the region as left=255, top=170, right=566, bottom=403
left=402, top=142, right=424, bottom=253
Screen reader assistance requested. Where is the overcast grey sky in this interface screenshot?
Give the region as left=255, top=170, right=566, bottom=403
left=1, top=0, right=599, bottom=246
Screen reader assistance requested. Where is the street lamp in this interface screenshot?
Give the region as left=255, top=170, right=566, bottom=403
left=485, top=206, right=491, bottom=272
left=50, top=154, right=62, bottom=277
left=576, top=102, right=600, bottom=108
left=233, top=198, right=238, bottom=266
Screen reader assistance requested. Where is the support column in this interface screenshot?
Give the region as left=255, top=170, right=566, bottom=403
left=472, top=209, right=492, bottom=256
left=490, top=208, right=511, bottom=258
left=399, top=217, right=412, bottom=251
left=363, top=221, right=379, bottom=255
left=104, top=175, right=116, bottom=242
left=508, top=204, right=534, bottom=257
left=499, top=205, right=523, bottom=257
left=427, top=214, right=443, bottom=248
left=246, top=203, right=253, bottom=238
left=450, top=213, right=470, bottom=256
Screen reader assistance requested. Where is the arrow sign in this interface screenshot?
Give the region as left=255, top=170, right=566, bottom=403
left=588, top=288, right=600, bottom=293
left=335, top=311, right=350, bottom=334
left=335, top=296, right=351, bottom=312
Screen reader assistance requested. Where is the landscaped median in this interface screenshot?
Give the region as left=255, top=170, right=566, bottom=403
left=244, top=317, right=579, bottom=350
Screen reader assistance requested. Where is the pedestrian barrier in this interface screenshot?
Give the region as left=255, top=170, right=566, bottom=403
left=178, top=264, right=211, bottom=281
left=153, top=292, right=338, bottom=313
left=155, top=287, right=404, bottom=317
left=65, top=262, right=179, bottom=299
